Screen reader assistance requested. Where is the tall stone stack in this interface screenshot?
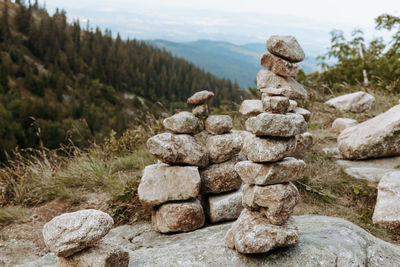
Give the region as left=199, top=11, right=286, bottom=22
left=225, top=35, right=308, bottom=254
left=201, top=115, right=244, bottom=223
left=138, top=91, right=215, bottom=233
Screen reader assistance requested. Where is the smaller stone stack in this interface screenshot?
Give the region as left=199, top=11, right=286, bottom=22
left=138, top=91, right=213, bottom=233
left=42, top=209, right=129, bottom=267
left=225, top=35, right=308, bottom=254
left=201, top=114, right=244, bottom=223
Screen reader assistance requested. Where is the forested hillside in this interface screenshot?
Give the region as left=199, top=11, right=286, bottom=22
left=0, top=0, right=245, bottom=161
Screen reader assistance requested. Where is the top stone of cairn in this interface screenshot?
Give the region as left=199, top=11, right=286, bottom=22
left=187, top=90, right=215, bottom=105
left=267, top=35, right=305, bottom=63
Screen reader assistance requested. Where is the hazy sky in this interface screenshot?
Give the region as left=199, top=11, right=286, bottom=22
left=45, top=0, right=399, bottom=50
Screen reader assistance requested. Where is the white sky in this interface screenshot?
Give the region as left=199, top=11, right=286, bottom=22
left=45, top=0, right=400, bottom=48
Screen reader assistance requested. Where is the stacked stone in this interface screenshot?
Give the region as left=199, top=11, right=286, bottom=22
left=138, top=91, right=213, bottom=233
left=225, top=35, right=308, bottom=254
left=42, top=209, right=129, bottom=267
left=201, top=114, right=244, bottom=223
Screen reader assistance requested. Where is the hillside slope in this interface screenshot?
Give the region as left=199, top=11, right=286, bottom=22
left=0, top=0, right=245, bottom=161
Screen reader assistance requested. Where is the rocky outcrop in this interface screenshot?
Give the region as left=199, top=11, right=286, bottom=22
left=42, top=209, right=113, bottom=257
left=372, top=171, right=400, bottom=230
left=325, top=91, right=375, bottom=113
left=24, top=215, right=400, bottom=267
left=338, top=105, right=400, bottom=159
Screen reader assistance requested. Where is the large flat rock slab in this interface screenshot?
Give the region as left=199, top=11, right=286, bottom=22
left=336, top=156, right=400, bottom=183
left=22, top=215, right=400, bottom=267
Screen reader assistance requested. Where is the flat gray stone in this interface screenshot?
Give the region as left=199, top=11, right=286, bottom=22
left=207, top=132, right=243, bottom=163
left=18, top=215, right=400, bottom=267
left=246, top=113, right=307, bottom=137
left=260, top=53, right=301, bottom=77
left=325, top=91, right=375, bottom=113
left=163, top=111, right=203, bottom=134
left=266, top=35, right=305, bottom=62
left=239, top=100, right=263, bottom=117
left=207, top=188, right=243, bottom=223
left=205, top=115, right=233, bottom=135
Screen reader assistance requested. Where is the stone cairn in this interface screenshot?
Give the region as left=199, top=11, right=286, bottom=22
left=138, top=90, right=247, bottom=233
left=42, top=209, right=129, bottom=266
left=225, top=35, right=310, bottom=254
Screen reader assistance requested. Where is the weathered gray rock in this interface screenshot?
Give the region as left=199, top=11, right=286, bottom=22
left=21, top=215, right=400, bottom=267
left=152, top=199, right=205, bottom=233
left=225, top=209, right=298, bottom=254
left=338, top=105, right=400, bottom=159
left=266, top=35, right=305, bottom=62
left=187, top=90, right=214, bottom=105
left=235, top=157, right=306, bottom=185
left=163, top=111, right=203, bottom=134
left=288, top=100, right=298, bottom=112
left=205, top=115, right=232, bottom=135
left=332, top=118, right=358, bottom=132
left=207, top=188, right=243, bottom=223
left=147, top=133, right=209, bottom=167
left=242, top=183, right=299, bottom=225
left=322, top=147, right=341, bottom=157
left=261, top=53, right=301, bottom=77
left=290, top=132, right=313, bottom=159
left=206, top=132, right=243, bottom=163
left=192, top=103, right=208, bottom=118
left=246, top=113, right=307, bottom=137
left=293, top=107, right=311, bottom=122
left=261, top=95, right=290, bottom=114
left=58, top=241, right=129, bottom=267
left=138, top=164, right=201, bottom=206
left=242, top=135, right=296, bottom=162
left=325, top=91, right=375, bottom=113
left=239, top=99, right=263, bottom=117
left=373, top=171, right=400, bottom=230
left=42, top=209, right=113, bottom=257
left=257, top=70, right=307, bottom=100
left=200, top=157, right=242, bottom=194
left=336, top=156, right=400, bottom=183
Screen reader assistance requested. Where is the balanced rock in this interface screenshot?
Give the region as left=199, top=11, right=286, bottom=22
left=242, top=183, right=299, bottom=225
left=163, top=111, right=203, bottom=134
left=225, top=209, right=298, bottom=254
left=187, top=90, right=214, bottom=105
left=147, top=133, right=209, bottom=167
left=152, top=199, right=205, bottom=233
left=205, top=115, right=232, bottom=135
left=42, top=209, right=113, bottom=257
left=246, top=113, right=307, bottom=137
left=325, top=91, right=375, bottom=113
left=288, top=100, right=298, bottom=112
left=200, top=157, right=241, bottom=194
left=257, top=70, right=307, bottom=100
left=372, top=171, right=400, bottom=230
left=242, top=135, right=296, bottom=162
left=262, top=95, right=290, bottom=114
left=138, top=164, right=201, bottom=206
left=332, top=118, right=358, bottom=132
left=338, top=105, right=400, bottom=159
left=290, top=132, right=313, bottom=159
left=206, top=132, right=243, bottom=163
left=293, top=107, right=311, bottom=122
left=261, top=53, right=301, bottom=77
left=239, top=99, right=263, bottom=117
left=266, top=35, right=305, bottom=62
left=192, top=103, right=208, bottom=118
left=207, top=188, right=243, bottom=223
left=58, top=241, right=129, bottom=267
left=235, top=157, right=306, bottom=185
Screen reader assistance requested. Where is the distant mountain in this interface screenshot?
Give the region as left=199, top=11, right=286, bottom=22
left=149, top=40, right=322, bottom=88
